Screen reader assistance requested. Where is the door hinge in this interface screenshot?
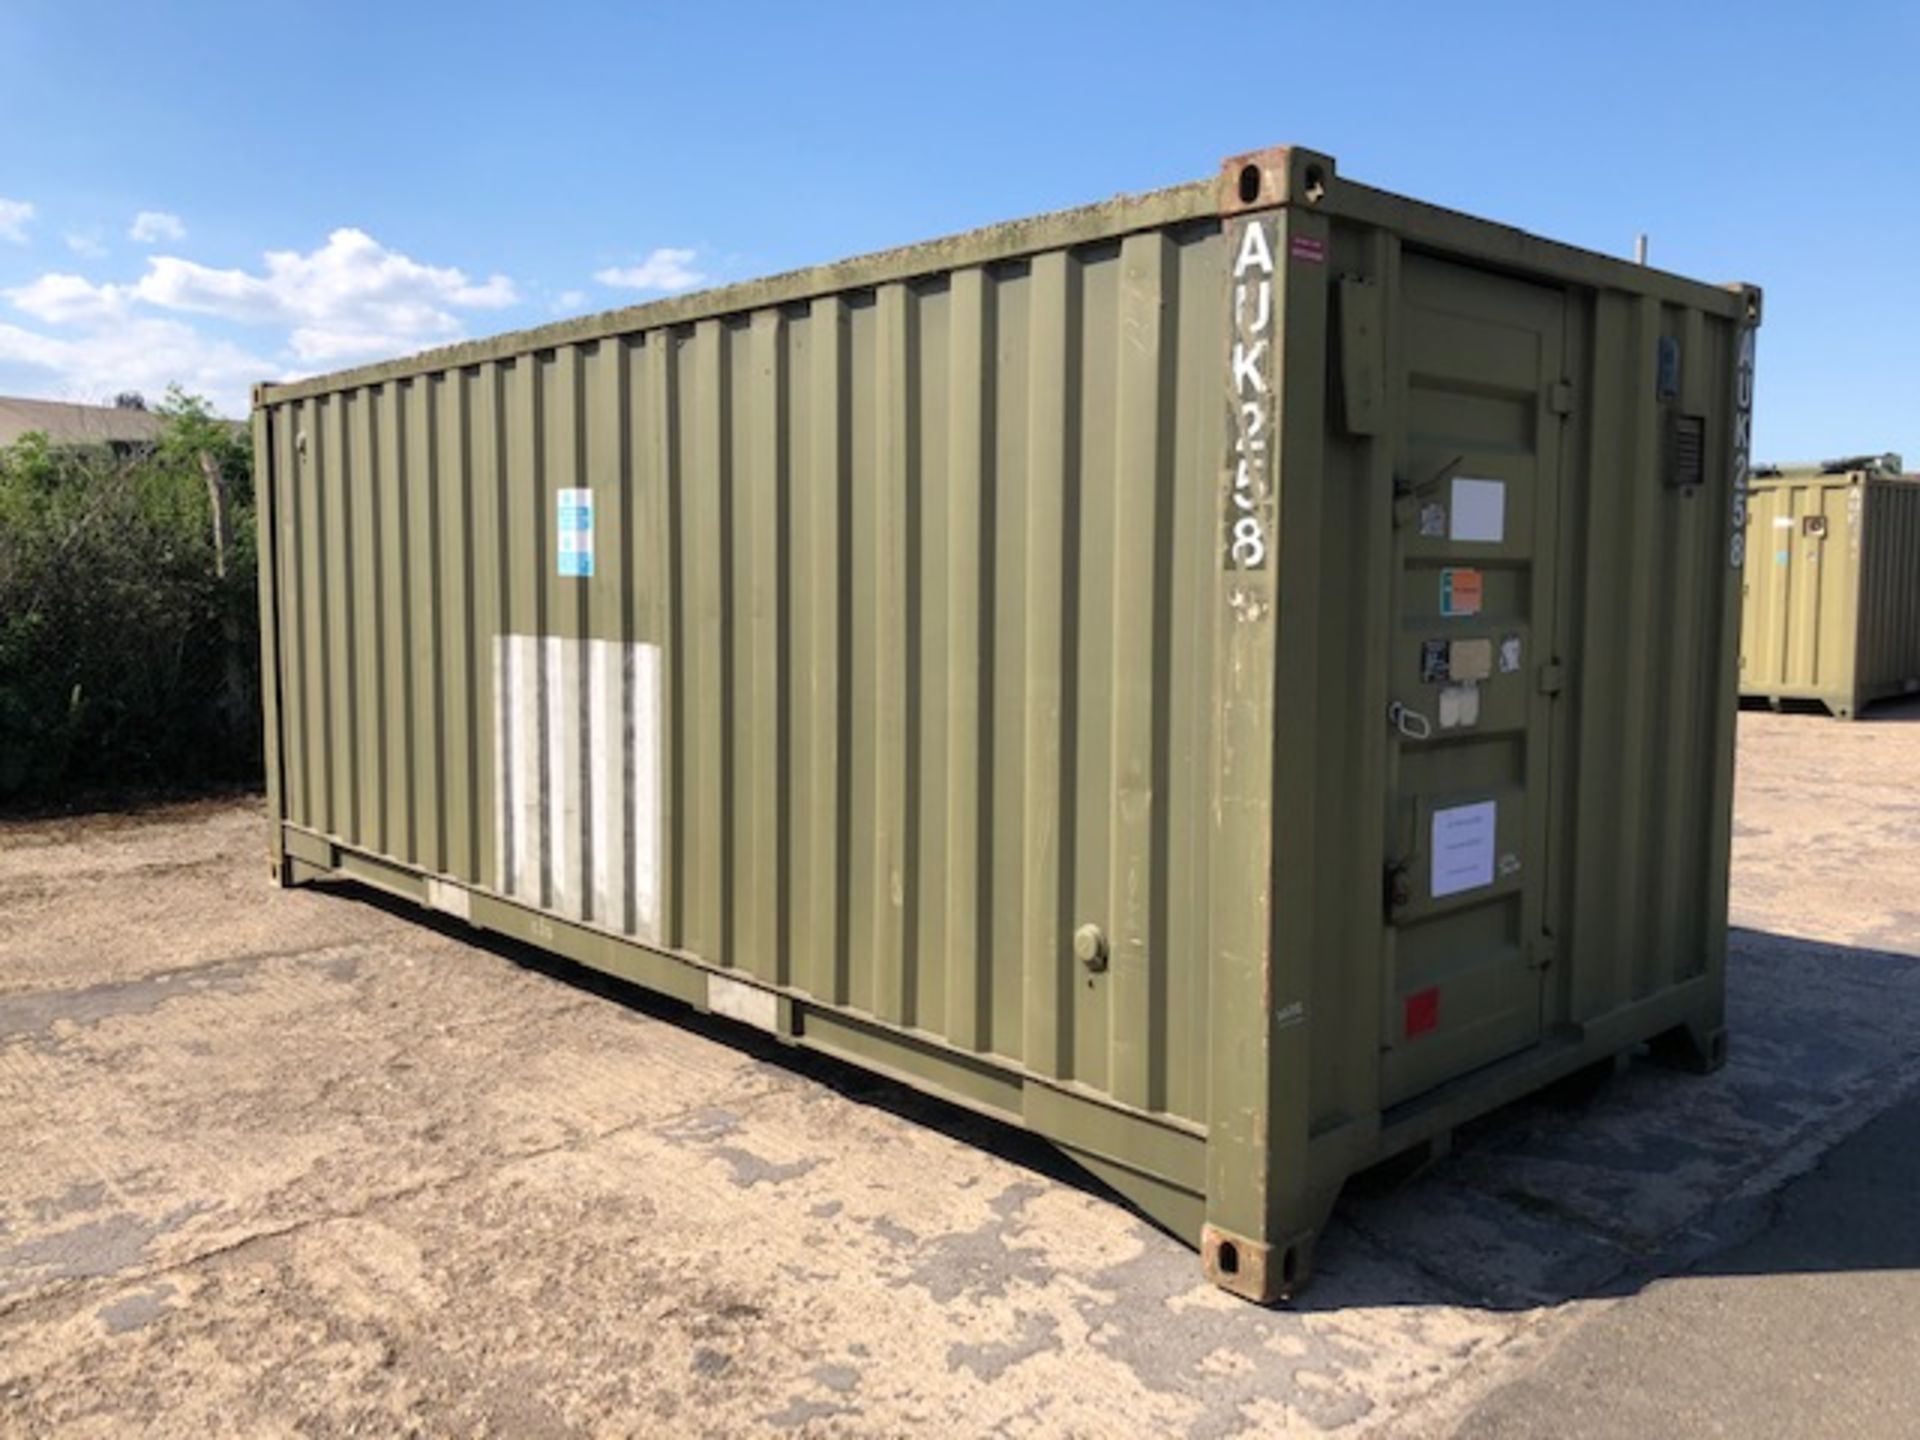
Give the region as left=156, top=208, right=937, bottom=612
left=1528, top=934, right=1557, bottom=971
left=1536, top=661, right=1565, bottom=697
left=1547, top=380, right=1575, bottom=416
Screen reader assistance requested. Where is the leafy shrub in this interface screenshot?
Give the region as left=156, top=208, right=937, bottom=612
left=0, top=389, right=260, bottom=804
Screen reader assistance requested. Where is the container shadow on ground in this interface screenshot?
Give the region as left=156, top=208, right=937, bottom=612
left=331, top=884, right=1920, bottom=1316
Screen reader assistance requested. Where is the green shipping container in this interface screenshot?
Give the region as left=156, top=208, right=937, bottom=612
left=252, top=145, right=1761, bottom=1301
left=1739, top=457, right=1920, bottom=718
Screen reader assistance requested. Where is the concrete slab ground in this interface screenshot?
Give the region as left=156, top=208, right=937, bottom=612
left=1457, top=1080, right=1920, bottom=1439
left=0, top=702, right=1916, bottom=1436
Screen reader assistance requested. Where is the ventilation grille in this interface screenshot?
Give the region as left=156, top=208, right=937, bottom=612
left=1666, top=413, right=1707, bottom=489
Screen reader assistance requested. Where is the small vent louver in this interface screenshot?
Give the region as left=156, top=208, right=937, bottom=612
left=1666, top=413, right=1707, bottom=489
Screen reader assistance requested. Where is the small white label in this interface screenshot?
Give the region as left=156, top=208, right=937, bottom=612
left=1450, top=478, right=1506, bottom=544
left=1420, top=502, right=1447, bottom=538
left=1432, top=800, right=1497, bottom=898
left=1438, top=683, right=1482, bottom=730
left=557, top=488, right=594, bottom=578
left=1499, top=635, right=1523, bottom=674
left=706, top=972, right=779, bottom=1034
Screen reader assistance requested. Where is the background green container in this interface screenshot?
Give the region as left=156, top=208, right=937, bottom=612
left=1739, top=457, right=1920, bottom=717
left=252, top=145, right=1761, bottom=1300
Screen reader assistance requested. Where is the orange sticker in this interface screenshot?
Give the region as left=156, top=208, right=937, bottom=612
left=1440, top=567, right=1482, bottom=617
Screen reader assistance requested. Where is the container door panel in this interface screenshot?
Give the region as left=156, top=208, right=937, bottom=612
left=1382, top=254, right=1567, bottom=1108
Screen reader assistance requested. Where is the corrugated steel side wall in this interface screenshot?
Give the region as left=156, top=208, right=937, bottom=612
left=1557, top=294, right=1742, bottom=1022
left=1859, top=479, right=1920, bottom=700
left=1737, top=472, right=1920, bottom=712
left=1738, top=476, right=1860, bottom=704
left=266, top=222, right=1229, bottom=1126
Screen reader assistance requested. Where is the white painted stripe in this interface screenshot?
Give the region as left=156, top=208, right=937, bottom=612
left=633, top=640, right=662, bottom=942
left=586, top=638, right=605, bottom=925
left=567, top=636, right=588, bottom=921
left=545, top=634, right=572, bottom=917
left=589, top=639, right=618, bottom=929
left=513, top=635, right=542, bottom=903
left=571, top=637, right=589, bottom=920
left=502, top=636, right=519, bottom=900
left=621, top=638, right=638, bottom=933
left=614, top=639, right=636, bottom=935
left=492, top=633, right=662, bottom=937
left=493, top=637, right=510, bottom=894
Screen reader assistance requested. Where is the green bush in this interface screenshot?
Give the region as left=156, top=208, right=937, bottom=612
left=0, top=389, right=261, bottom=804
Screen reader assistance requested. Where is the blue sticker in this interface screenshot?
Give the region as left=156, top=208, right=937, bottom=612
left=557, top=488, right=594, bottom=578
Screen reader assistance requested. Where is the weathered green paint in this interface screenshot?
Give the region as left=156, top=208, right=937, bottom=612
left=1739, top=462, right=1920, bottom=718
left=255, top=145, right=1758, bottom=1301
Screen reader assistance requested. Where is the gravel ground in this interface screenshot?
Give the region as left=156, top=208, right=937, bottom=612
left=1, top=702, right=1916, bottom=1437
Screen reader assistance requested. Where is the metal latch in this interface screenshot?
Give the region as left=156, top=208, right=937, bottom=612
left=1547, top=380, right=1575, bottom=416
left=1383, top=861, right=1412, bottom=919
left=1536, top=661, right=1565, bottom=697
left=1527, top=934, right=1557, bottom=971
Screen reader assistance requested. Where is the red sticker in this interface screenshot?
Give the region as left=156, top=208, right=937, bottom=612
left=1290, top=234, right=1326, bottom=264
left=1405, top=986, right=1440, bottom=1039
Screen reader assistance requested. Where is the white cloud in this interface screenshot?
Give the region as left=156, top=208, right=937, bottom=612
left=595, top=247, right=704, bottom=292
left=130, top=227, right=518, bottom=362
left=133, top=255, right=278, bottom=322
left=129, top=210, right=186, bottom=244
left=553, top=289, right=587, bottom=313
left=0, top=318, right=272, bottom=415
left=6, top=273, right=130, bottom=325
left=64, top=230, right=108, bottom=258
left=0, top=198, right=35, bottom=244
left=0, top=224, right=521, bottom=413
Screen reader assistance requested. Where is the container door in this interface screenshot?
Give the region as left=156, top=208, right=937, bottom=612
left=1381, top=254, right=1568, bottom=1108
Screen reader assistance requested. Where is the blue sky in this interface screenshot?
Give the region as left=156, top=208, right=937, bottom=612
left=0, top=0, right=1912, bottom=464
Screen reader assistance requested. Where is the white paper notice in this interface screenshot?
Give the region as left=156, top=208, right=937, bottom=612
left=1450, top=478, right=1506, bottom=543
left=1431, top=800, right=1497, bottom=898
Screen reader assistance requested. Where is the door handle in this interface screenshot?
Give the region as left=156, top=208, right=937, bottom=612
left=1387, top=700, right=1433, bottom=741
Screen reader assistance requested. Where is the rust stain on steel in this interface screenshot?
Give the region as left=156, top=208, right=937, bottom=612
left=1218, top=146, right=1294, bottom=215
